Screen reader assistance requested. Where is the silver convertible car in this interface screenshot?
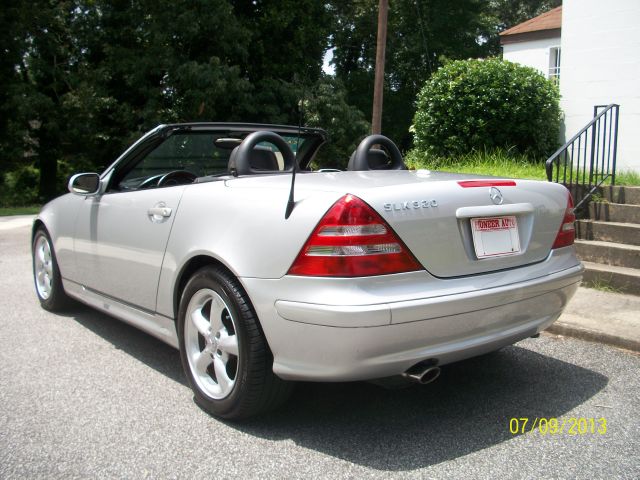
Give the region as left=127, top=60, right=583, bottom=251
left=32, top=123, right=583, bottom=419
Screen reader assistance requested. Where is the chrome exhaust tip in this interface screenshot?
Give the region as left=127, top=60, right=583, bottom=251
left=401, top=362, right=441, bottom=385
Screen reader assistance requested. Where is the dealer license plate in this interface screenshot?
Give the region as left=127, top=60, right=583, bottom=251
left=470, top=216, right=521, bottom=259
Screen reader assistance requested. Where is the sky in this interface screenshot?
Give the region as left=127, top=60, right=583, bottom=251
left=322, top=48, right=335, bottom=75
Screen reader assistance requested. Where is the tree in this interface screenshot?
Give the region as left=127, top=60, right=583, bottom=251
left=67, top=0, right=254, bottom=170
left=489, top=0, right=562, bottom=31
left=2, top=0, right=562, bottom=205
left=484, top=0, right=562, bottom=53
left=75, top=0, right=332, bottom=162
left=232, top=0, right=332, bottom=123
left=7, top=1, right=79, bottom=201
left=303, top=76, right=370, bottom=168
left=0, top=0, right=336, bottom=203
left=0, top=4, right=27, bottom=179
left=330, top=0, right=494, bottom=149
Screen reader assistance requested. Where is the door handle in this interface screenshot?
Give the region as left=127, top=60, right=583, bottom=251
left=147, top=203, right=171, bottom=222
left=147, top=205, right=172, bottom=218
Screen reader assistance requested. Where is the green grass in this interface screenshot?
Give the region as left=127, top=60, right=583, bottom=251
left=0, top=206, right=40, bottom=216
left=552, top=168, right=640, bottom=187
left=614, top=169, right=640, bottom=186
left=582, top=278, right=621, bottom=294
left=405, top=148, right=547, bottom=180
left=406, top=148, right=640, bottom=186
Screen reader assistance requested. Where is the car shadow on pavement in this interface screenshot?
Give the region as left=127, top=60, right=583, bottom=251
left=235, top=345, right=608, bottom=471
left=64, top=302, right=608, bottom=471
left=64, top=302, right=186, bottom=387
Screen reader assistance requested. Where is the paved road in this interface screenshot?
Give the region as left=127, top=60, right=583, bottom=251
left=1, top=221, right=639, bottom=479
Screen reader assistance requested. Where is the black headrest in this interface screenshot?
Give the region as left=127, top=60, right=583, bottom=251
left=347, top=148, right=392, bottom=170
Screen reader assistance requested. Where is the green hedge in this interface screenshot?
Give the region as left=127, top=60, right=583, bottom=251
left=0, top=166, right=40, bottom=207
left=0, top=160, right=74, bottom=207
left=412, top=58, right=561, bottom=159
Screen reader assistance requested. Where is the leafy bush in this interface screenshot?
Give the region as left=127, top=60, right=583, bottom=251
left=0, top=160, right=75, bottom=207
left=412, top=58, right=561, bottom=159
left=0, top=164, right=40, bottom=207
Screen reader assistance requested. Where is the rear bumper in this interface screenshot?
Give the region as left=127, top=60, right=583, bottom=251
left=241, top=248, right=583, bottom=381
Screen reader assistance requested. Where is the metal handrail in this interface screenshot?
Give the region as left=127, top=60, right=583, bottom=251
left=546, top=104, right=620, bottom=212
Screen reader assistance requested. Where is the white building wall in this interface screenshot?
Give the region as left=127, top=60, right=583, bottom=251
left=502, top=37, right=560, bottom=77
left=561, top=0, right=640, bottom=172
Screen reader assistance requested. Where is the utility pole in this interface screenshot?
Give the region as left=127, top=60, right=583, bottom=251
left=371, top=0, right=388, bottom=135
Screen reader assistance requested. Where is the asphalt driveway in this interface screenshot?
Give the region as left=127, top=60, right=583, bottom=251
left=1, top=221, right=638, bottom=479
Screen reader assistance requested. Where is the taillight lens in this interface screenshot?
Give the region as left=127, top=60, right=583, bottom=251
left=552, top=191, right=576, bottom=249
left=288, top=194, right=422, bottom=277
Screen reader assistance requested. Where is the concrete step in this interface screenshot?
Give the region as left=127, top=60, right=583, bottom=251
left=575, top=239, right=640, bottom=269
left=567, top=185, right=640, bottom=205
left=575, top=219, right=640, bottom=246
left=599, top=185, right=640, bottom=205
left=581, top=261, right=640, bottom=296
left=589, top=202, right=640, bottom=224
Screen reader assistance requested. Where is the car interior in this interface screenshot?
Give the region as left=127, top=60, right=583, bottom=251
left=108, top=127, right=407, bottom=193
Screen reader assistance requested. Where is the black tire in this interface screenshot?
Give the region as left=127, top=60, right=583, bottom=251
left=177, top=265, right=292, bottom=419
left=32, top=227, right=71, bottom=311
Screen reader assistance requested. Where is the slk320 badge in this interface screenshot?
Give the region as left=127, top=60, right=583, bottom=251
left=384, top=200, right=439, bottom=211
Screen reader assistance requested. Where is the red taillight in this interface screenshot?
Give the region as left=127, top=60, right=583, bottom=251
left=288, top=194, right=422, bottom=277
left=552, top=191, right=576, bottom=249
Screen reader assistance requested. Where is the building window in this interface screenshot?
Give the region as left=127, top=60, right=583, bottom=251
left=549, top=46, right=561, bottom=83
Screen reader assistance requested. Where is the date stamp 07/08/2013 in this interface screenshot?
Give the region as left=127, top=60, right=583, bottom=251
left=509, top=417, right=608, bottom=436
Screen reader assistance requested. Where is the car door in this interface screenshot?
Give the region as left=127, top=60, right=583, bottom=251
left=73, top=131, right=224, bottom=312
left=74, top=186, right=185, bottom=311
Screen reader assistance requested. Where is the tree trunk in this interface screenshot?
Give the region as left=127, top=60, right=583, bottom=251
left=38, top=127, right=58, bottom=202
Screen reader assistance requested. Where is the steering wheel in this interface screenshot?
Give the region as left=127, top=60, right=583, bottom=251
left=348, top=134, right=406, bottom=171
left=137, top=173, right=165, bottom=190
left=229, top=131, right=296, bottom=176
left=156, top=170, right=197, bottom=187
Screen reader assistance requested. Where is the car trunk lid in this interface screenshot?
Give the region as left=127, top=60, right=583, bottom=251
left=348, top=176, right=570, bottom=278
left=226, top=170, right=571, bottom=278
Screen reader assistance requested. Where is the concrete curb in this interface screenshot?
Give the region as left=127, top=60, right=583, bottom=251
left=546, top=322, right=640, bottom=353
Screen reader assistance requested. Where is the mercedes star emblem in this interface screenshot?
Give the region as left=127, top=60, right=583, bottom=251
left=490, top=187, right=504, bottom=205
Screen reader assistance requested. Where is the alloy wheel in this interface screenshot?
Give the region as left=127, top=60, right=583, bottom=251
left=184, top=288, right=239, bottom=399
left=34, top=235, right=53, bottom=300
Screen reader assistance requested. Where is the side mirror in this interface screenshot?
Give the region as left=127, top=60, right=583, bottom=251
left=68, top=173, right=101, bottom=196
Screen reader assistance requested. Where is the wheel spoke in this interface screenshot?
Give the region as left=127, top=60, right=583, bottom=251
left=193, top=349, right=213, bottom=375
left=38, top=244, right=46, bottom=263
left=208, top=296, right=225, bottom=332
left=191, top=309, right=210, bottom=337
left=218, top=334, right=239, bottom=357
left=213, top=357, right=232, bottom=392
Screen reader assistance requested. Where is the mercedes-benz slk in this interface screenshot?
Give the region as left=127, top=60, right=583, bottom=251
left=32, top=123, right=583, bottom=418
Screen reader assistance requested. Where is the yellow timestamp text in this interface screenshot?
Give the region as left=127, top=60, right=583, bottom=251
left=509, top=417, right=607, bottom=436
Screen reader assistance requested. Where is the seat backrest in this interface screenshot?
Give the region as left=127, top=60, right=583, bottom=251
left=228, top=145, right=279, bottom=175
left=249, top=147, right=279, bottom=170
left=347, top=148, right=392, bottom=170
